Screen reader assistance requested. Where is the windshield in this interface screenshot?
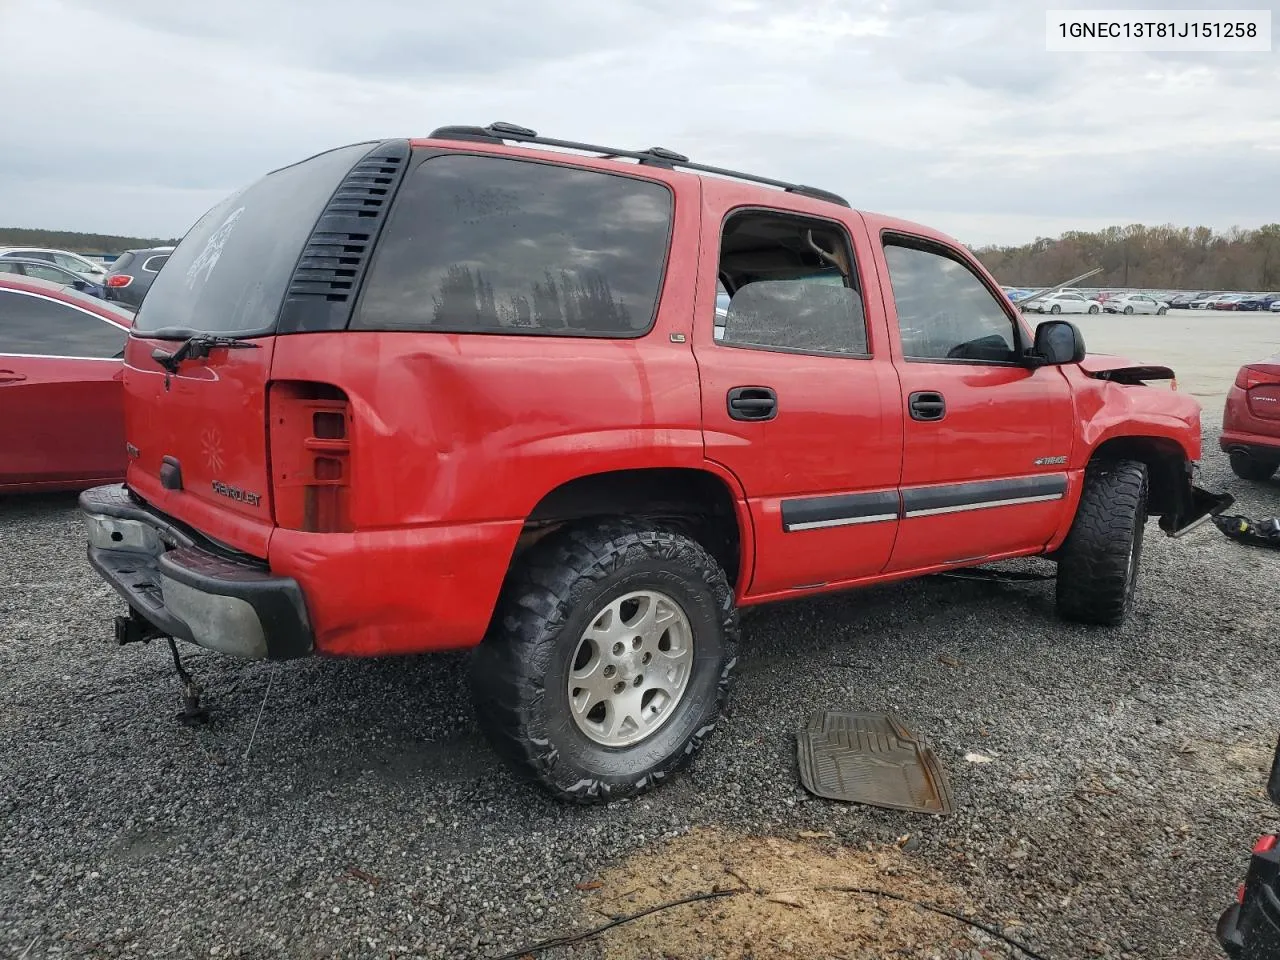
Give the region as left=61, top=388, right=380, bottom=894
left=132, top=142, right=373, bottom=337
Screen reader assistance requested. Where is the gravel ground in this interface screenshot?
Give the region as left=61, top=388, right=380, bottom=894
left=2, top=426, right=1278, bottom=960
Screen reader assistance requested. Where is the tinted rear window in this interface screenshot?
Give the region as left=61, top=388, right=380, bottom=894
left=354, top=154, right=673, bottom=337
left=110, top=252, right=136, bottom=273
left=133, top=142, right=374, bottom=337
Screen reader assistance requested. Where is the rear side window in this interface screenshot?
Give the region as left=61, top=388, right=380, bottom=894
left=141, top=255, right=169, bottom=273
left=354, top=154, right=673, bottom=337
left=0, top=290, right=126, bottom=358
left=133, top=142, right=374, bottom=337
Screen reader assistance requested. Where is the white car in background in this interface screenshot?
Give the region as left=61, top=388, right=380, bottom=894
left=0, top=247, right=108, bottom=283
left=1103, top=293, right=1169, bottom=315
left=1025, top=291, right=1102, bottom=315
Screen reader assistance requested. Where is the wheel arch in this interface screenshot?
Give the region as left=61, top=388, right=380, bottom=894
left=1085, top=435, right=1188, bottom=516
left=518, top=466, right=750, bottom=588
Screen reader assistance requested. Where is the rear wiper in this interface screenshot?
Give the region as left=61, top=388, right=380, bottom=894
left=151, top=334, right=259, bottom=374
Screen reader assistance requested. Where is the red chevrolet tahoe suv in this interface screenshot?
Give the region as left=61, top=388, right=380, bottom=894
left=80, top=123, right=1231, bottom=802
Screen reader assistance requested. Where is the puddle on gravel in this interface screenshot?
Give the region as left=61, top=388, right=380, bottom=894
left=571, top=827, right=979, bottom=959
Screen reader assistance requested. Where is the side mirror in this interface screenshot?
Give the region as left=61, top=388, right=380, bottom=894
left=1032, top=319, right=1086, bottom=366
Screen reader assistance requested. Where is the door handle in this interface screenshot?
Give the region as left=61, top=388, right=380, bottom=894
left=727, top=386, right=777, bottom=422
left=0, top=370, right=27, bottom=384
left=909, top=390, right=946, bottom=422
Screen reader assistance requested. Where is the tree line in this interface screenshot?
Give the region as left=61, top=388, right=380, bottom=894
left=0, top=227, right=178, bottom=254
left=973, top=224, right=1280, bottom=292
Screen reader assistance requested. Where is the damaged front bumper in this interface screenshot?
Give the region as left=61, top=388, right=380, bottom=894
left=1160, top=479, right=1235, bottom=539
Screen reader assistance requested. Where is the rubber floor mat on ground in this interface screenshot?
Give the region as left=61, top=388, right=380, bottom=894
left=797, top=711, right=954, bottom=815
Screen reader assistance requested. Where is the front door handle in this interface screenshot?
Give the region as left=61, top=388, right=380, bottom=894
left=0, top=369, right=27, bottom=384
left=727, top=386, right=778, bottom=422
left=909, top=390, right=946, bottom=421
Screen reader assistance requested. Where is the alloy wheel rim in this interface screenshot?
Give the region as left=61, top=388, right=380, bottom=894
left=566, top=589, right=694, bottom=748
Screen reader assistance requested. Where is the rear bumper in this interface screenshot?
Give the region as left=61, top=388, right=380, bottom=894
left=80, top=484, right=313, bottom=660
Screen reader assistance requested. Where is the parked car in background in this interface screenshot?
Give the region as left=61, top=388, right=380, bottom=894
left=0, top=257, right=107, bottom=299
left=1190, top=293, right=1232, bottom=309
left=1169, top=292, right=1217, bottom=309
left=1103, top=293, right=1169, bottom=315
left=1212, top=295, right=1251, bottom=312
left=0, top=275, right=133, bottom=493
left=1272, top=300, right=1280, bottom=313
left=1222, top=351, right=1280, bottom=481
left=103, top=246, right=175, bottom=309
left=0, top=247, right=108, bottom=283
left=1236, top=293, right=1280, bottom=313
left=1024, top=291, right=1101, bottom=315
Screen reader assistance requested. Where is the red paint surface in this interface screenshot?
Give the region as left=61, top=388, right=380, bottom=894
left=115, top=139, right=1207, bottom=657
left=0, top=277, right=131, bottom=492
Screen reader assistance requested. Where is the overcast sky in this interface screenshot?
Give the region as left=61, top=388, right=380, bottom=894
left=0, top=0, right=1275, bottom=247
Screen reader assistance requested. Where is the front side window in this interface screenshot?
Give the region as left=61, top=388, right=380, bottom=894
left=355, top=154, right=673, bottom=337
left=716, top=212, right=868, bottom=356
left=54, top=253, right=94, bottom=273
left=0, top=291, right=126, bottom=358
left=883, top=238, right=1019, bottom=363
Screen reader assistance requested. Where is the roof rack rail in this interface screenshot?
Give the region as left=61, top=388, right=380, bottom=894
left=426, top=122, right=851, bottom=208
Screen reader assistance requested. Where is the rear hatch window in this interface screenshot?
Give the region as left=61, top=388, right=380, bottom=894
left=133, top=142, right=375, bottom=338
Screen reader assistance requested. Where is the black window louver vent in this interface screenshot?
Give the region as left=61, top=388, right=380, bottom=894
left=277, top=139, right=411, bottom=333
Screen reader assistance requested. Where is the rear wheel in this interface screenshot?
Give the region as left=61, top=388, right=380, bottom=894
left=1229, top=450, right=1280, bottom=482
left=471, top=520, right=739, bottom=803
left=1055, top=459, right=1148, bottom=626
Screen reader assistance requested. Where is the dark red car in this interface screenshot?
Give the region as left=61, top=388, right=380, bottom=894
left=1222, top=354, right=1280, bottom=480
left=0, top=275, right=134, bottom=493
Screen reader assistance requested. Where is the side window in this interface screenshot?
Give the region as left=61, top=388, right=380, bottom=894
left=883, top=239, right=1018, bottom=363
left=54, top=253, right=91, bottom=272
left=24, top=263, right=73, bottom=285
left=355, top=154, right=673, bottom=337
left=142, top=255, right=169, bottom=273
left=0, top=291, right=126, bottom=358
left=716, top=212, right=868, bottom=356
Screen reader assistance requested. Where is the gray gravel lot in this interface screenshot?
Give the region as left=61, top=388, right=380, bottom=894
left=3, top=431, right=1278, bottom=959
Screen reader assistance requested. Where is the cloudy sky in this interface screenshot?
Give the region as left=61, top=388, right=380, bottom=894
left=0, top=0, right=1275, bottom=247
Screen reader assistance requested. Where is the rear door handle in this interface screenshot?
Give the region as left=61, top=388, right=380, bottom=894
left=909, top=390, right=946, bottom=421
left=727, top=386, right=777, bottom=421
left=0, top=370, right=27, bottom=384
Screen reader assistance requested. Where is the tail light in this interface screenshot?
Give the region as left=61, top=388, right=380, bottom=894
left=106, top=274, right=132, bottom=288
left=1236, top=364, right=1280, bottom=390
left=268, top=381, right=353, bottom=533
left=1254, top=835, right=1277, bottom=855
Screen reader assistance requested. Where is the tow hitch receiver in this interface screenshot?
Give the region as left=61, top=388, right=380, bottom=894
left=113, top=609, right=210, bottom=725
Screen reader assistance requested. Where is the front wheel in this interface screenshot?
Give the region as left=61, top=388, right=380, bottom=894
left=1157, top=306, right=1168, bottom=315
left=471, top=520, right=739, bottom=803
left=1123, top=306, right=1134, bottom=315
left=1088, top=305, right=1100, bottom=314
left=1055, top=459, right=1148, bottom=626
left=1050, top=304, right=1061, bottom=315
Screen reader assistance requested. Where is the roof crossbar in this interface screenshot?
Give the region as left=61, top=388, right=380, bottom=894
left=426, top=122, right=851, bottom=208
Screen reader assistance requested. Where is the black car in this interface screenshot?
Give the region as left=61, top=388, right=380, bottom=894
left=1218, top=732, right=1280, bottom=959
left=103, top=246, right=174, bottom=308
left=1169, top=291, right=1217, bottom=309
left=1237, top=294, right=1280, bottom=313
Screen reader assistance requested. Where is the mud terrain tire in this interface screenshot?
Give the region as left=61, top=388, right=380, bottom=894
left=471, top=520, right=738, bottom=803
left=1055, top=459, right=1148, bottom=626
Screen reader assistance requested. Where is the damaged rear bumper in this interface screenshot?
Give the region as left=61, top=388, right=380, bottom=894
left=79, top=484, right=313, bottom=660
